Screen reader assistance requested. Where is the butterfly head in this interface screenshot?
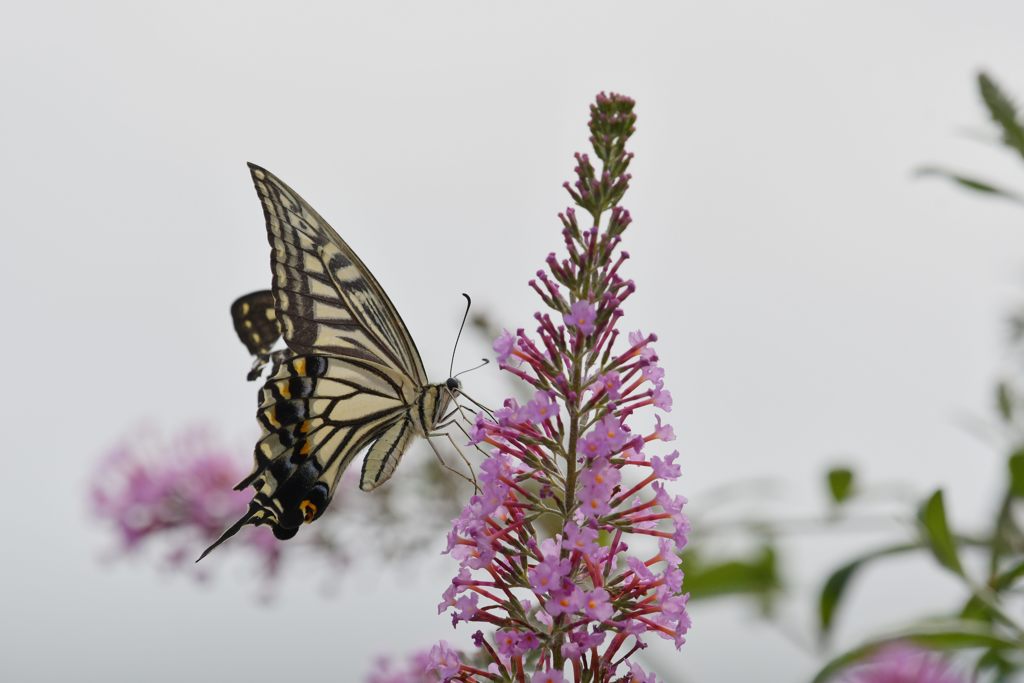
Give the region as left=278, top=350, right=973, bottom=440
left=445, top=377, right=462, bottom=393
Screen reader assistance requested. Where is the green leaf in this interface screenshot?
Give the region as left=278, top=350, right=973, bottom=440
left=993, top=558, right=1024, bottom=591
left=997, top=382, right=1014, bottom=422
left=1008, top=450, right=1024, bottom=498
left=975, top=648, right=1016, bottom=683
left=826, top=467, right=855, bottom=504
left=915, top=167, right=1024, bottom=203
left=818, top=543, right=921, bottom=640
left=917, top=489, right=964, bottom=576
left=979, top=72, right=1024, bottom=160
left=960, top=594, right=993, bottom=622
left=812, top=620, right=1023, bottom=683
left=681, top=546, right=780, bottom=612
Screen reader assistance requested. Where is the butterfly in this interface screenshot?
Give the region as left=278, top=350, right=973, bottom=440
left=199, top=163, right=462, bottom=559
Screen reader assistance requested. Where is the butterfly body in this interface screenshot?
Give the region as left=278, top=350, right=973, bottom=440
left=200, top=164, right=459, bottom=558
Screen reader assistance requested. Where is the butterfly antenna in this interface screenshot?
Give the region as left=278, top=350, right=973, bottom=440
left=449, top=293, right=472, bottom=378
left=196, top=507, right=257, bottom=563
left=454, top=358, right=490, bottom=378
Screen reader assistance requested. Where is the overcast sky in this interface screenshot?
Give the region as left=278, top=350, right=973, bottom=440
left=3, top=2, right=1024, bottom=681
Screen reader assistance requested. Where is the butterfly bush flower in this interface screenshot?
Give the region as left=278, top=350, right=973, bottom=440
left=90, top=426, right=281, bottom=576
left=366, top=650, right=447, bottom=683
left=93, top=426, right=465, bottom=587
left=841, top=643, right=966, bottom=683
left=435, top=93, right=689, bottom=682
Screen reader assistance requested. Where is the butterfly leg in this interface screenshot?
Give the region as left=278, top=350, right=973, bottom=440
left=246, top=357, right=269, bottom=381
left=425, top=432, right=480, bottom=494
left=456, top=392, right=496, bottom=420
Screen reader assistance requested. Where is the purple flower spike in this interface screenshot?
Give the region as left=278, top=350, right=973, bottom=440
left=433, top=92, right=688, bottom=682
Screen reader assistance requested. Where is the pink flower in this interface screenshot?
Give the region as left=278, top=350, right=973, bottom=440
left=843, top=644, right=966, bottom=683
left=593, top=371, right=622, bottom=399
left=90, top=426, right=280, bottom=577
left=627, top=662, right=659, bottom=683
left=651, top=451, right=681, bottom=480
left=582, top=587, right=614, bottom=621
left=545, top=585, right=585, bottom=617
left=652, top=387, right=673, bottom=411
left=578, top=429, right=611, bottom=460
left=493, top=328, right=518, bottom=365
left=524, top=391, right=559, bottom=422
left=652, top=415, right=675, bottom=442
left=425, top=641, right=461, bottom=680
left=564, top=300, right=597, bottom=335
left=594, top=415, right=630, bottom=453
left=531, top=670, right=565, bottom=683
left=564, top=522, right=600, bottom=555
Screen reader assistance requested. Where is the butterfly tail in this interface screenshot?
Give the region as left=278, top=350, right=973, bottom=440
left=195, top=504, right=264, bottom=563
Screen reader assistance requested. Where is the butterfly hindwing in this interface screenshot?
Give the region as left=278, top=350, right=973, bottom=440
left=238, top=354, right=413, bottom=533
left=231, top=290, right=280, bottom=356
left=359, top=417, right=416, bottom=492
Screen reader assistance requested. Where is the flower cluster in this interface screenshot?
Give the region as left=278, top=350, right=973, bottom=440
left=841, top=644, right=966, bottom=683
left=91, top=425, right=466, bottom=587
left=90, top=425, right=281, bottom=575
left=431, top=93, right=689, bottom=682
left=366, top=649, right=442, bottom=683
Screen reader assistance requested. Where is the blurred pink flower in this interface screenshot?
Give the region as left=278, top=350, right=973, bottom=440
left=90, top=425, right=280, bottom=575
left=365, top=652, right=439, bottom=683
left=843, top=643, right=966, bottom=683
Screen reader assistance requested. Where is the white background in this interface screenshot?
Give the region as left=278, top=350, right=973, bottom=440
left=3, top=2, right=1024, bottom=681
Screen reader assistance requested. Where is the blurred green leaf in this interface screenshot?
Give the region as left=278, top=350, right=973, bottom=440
left=681, top=546, right=780, bottom=613
left=1009, top=450, right=1024, bottom=498
left=993, top=558, right=1024, bottom=591
left=960, top=594, right=993, bottom=622
left=812, top=620, right=1023, bottom=683
left=979, top=72, right=1024, bottom=160
left=818, top=543, right=920, bottom=640
left=975, top=648, right=1017, bottom=683
left=918, top=489, right=964, bottom=577
left=826, top=467, right=855, bottom=504
left=915, top=167, right=1024, bottom=203
left=998, top=382, right=1014, bottom=422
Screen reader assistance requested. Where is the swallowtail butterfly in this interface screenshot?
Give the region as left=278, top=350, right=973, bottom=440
left=200, top=164, right=461, bottom=559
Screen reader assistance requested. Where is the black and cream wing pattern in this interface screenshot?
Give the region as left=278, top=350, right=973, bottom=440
left=230, top=289, right=288, bottom=380
left=200, top=164, right=457, bottom=559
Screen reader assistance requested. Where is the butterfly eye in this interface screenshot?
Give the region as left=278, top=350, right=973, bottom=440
left=299, top=500, right=318, bottom=523
left=446, top=377, right=462, bottom=391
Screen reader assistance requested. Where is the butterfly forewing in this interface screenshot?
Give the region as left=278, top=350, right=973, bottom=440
left=249, top=164, right=428, bottom=384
